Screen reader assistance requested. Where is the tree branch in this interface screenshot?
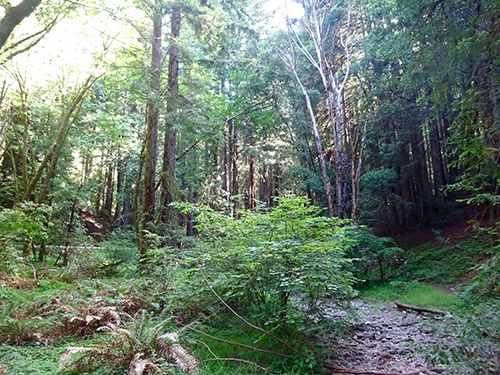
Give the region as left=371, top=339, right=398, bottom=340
left=0, top=0, right=42, bottom=50
left=190, top=327, right=291, bottom=358
left=198, top=266, right=308, bottom=359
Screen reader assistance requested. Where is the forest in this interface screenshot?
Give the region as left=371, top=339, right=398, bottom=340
left=0, top=0, right=499, bottom=374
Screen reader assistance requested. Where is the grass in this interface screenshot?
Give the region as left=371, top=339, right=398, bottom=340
left=360, top=280, right=466, bottom=313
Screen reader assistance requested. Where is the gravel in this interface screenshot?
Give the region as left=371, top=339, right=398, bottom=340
left=323, top=299, right=456, bottom=375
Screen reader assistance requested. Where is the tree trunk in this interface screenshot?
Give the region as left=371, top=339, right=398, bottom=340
left=246, top=154, right=255, bottom=210
left=259, top=165, right=269, bottom=207
left=186, top=186, right=194, bottom=237
left=228, top=120, right=239, bottom=216
left=139, top=2, right=162, bottom=258
left=429, top=121, right=446, bottom=198
left=103, top=161, right=114, bottom=232
left=0, top=0, right=42, bottom=50
left=160, top=7, right=181, bottom=224
left=114, top=161, right=125, bottom=226
left=25, top=75, right=96, bottom=203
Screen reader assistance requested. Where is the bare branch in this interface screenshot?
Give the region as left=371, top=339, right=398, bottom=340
left=195, top=340, right=219, bottom=359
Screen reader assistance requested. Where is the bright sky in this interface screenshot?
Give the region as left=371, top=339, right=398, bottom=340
left=263, top=0, right=305, bottom=29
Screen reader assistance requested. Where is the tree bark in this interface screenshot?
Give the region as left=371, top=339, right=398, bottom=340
left=160, top=7, right=181, bottom=223
left=0, top=0, right=42, bottom=51
left=429, top=121, right=446, bottom=199
left=114, top=161, right=125, bottom=226
left=139, top=1, right=162, bottom=258
left=246, top=154, right=255, bottom=210
left=103, top=160, right=114, bottom=232
left=228, top=120, right=239, bottom=216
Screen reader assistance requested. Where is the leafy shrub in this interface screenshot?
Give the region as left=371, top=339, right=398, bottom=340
left=174, top=196, right=357, bottom=337
left=462, top=250, right=500, bottom=298
left=0, top=202, right=52, bottom=273
left=97, top=230, right=139, bottom=276
left=428, top=301, right=500, bottom=375
left=343, top=227, right=402, bottom=281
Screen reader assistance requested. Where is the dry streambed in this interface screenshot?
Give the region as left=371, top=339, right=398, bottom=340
left=324, top=300, right=454, bottom=375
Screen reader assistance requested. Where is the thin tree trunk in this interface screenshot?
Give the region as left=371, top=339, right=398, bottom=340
left=114, top=161, right=125, bottom=226
left=186, top=186, right=194, bottom=236
left=260, top=165, right=269, bottom=207
left=221, top=130, right=228, bottom=202
left=134, top=144, right=145, bottom=251
left=247, top=154, right=255, bottom=210
left=103, top=160, right=114, bottom=232
left=429, top=121, right=446, bottom=198
left=228, top=120, right=239, bottom=216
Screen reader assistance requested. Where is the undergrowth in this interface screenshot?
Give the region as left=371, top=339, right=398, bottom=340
left=360, top=280, right=465, bottom=313
left=392, top=236, right=492, bottom=284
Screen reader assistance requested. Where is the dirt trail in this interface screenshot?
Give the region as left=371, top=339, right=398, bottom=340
left=324, top=299, right=454, bottom=375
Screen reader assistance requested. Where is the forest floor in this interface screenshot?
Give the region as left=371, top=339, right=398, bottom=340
left=324, top=299, right=455, bottom=375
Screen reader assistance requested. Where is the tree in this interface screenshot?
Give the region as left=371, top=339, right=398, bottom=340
left=0, top=0, right=42, bottom=50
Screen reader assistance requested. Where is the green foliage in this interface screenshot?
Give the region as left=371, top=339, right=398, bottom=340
left=59, top=311, right=177, bottom=375
left=0, top=202, right=52, bottom=272
left=97, top=230, right=138, bottom=276
left=175, top=197, right=357, bottom=348
left=360, top=280, right=464, bottom=313
left=462, top=252, right=500, bottom=298
left=393, top=237, right=491, bottom=284
left=359, top=168, right=400, bottom=229
left=0, top=342, right=70, bottom=375
left=427, top=301, right=500, bottom=375
left=343, top=226, right=402, bottom=281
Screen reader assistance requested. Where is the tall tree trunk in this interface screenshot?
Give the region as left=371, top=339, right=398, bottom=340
left=429, top=121, right=446, bottom=199
left=103, top=160, right=114, bottom=233
left=114, top=161, right=125, bottom=226
left=186, top=186, right=194, bottom=237
left=246, top=154, right=255, bottom=210
left=122, top=197, right=131, bottom=231
left=160, top=7, right=181, bottom=223
left=259, top=165, right=269, bottom=207
left=139, top=2, right=162, bottom=258
left=134, top=144, right=145, bottom=251
left=228, top=120, right=239, bottom=216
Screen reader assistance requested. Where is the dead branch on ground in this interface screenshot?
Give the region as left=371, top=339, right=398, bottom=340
left=394, top=300, right=451, bottom=316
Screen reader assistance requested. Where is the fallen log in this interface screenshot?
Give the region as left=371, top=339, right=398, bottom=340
left=325, top=365, right=427, bottom=375
left=394, top=300, right=451, bottom=316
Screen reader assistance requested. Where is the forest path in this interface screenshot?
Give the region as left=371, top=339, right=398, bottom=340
left=324, top=299, right=453, bottom=375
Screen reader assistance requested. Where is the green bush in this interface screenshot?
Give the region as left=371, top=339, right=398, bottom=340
left=0, top=202, right=52, bottom=273
left=174, top=196, right=357, bottom=338
left=343, top=227, right=402, bottom=281
left=428, top=301, right=500, bottom=374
